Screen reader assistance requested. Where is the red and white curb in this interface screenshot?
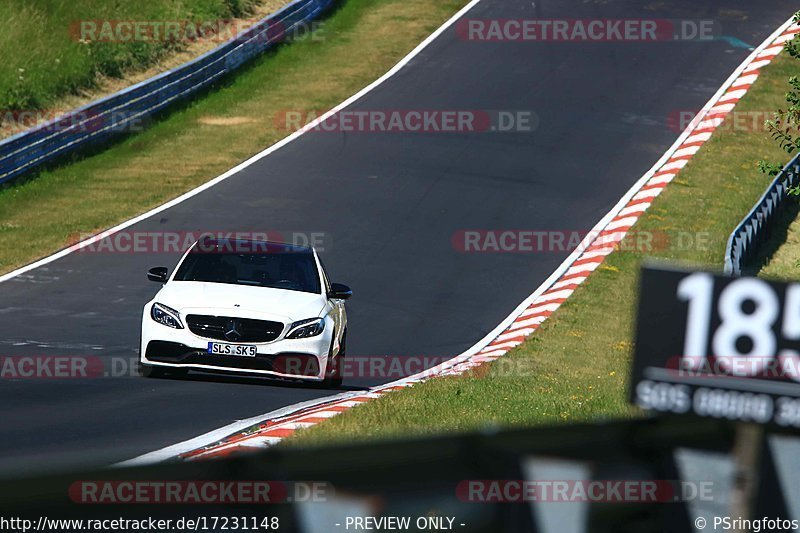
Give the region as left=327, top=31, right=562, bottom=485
left=124, top=19, right=800, bottom=464
left=470, top=24, right=800, bottom=361
left=142, top=20, right=800, bottom=463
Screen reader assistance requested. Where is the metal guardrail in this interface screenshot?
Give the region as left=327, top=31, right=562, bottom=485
left=0, top=0, right=336, bottom=186
left=723, top=153, right=800, bottom=276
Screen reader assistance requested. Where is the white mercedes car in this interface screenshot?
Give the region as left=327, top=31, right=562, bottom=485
left=139, top=237, right=351, bottom=387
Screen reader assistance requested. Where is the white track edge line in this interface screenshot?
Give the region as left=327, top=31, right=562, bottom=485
left=113, top=0, right=485, bottom=467
left=0, top=0, right=485, bottom=286
left=187, top=13, right=800, bottom=449
left=121, top=11, right=797, bottom=467
left=116, top=390, right=364, bottom=467
left=382, top=14, right=798, bottom=387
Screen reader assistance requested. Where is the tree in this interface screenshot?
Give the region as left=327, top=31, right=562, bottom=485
left=760, top=10, right=800, bottom=194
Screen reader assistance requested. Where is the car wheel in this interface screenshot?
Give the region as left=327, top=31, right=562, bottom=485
left=322, top=331, right=345, bottom=388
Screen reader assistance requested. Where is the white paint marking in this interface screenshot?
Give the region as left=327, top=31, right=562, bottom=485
left=122, top=15, right=799, bottom=466
left=659, top=159, right=689, bottom=172
left=497, top=329, right=536, bottom=342
left=549, top=277, right=588, bottom=291
left=633, top=188, right=664, bottom=200
left=0, top=0, right=486, bottom=287
left=718, top=89, right=747, bottom=103
left=507, top=316, right=549, bottom=331
left=731, top=74, right=759, bottom=87
left=672, top=145, right=701, bottom=158
left=685, top=132, right=714, bottom=144
left=116, top=393, right=362, bottom=466
left=618, top=203, right=651, bottom=217
left=605, top=216, right=639, bottom=231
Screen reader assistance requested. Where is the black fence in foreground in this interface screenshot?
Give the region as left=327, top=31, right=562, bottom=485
left=2, top=415, right=798, bottom=533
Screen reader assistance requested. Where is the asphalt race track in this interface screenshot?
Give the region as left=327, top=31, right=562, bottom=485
left=1, top=0, right=797, bottom=473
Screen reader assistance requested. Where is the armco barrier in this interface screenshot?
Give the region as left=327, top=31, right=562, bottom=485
left=0, top=0, right=336, bottom=185
left=723, top=153, right=800, bottom=276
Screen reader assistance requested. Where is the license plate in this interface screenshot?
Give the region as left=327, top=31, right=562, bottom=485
left=207, top=342, right=257, bottom=357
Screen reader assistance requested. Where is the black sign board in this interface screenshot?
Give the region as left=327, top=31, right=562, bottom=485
left=631, top=265, right=800, bottom=427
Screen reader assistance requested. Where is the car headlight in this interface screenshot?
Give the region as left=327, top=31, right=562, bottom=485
left=151, top=303, right=184, bottom=329
left=286, top=317, right=325, bottom=339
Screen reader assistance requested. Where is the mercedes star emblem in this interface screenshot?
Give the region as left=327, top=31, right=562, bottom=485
left=224, top=319, right=242, bottom=342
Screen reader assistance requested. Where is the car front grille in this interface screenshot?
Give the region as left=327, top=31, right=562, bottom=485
left=145, top=342, right=320, bottom=376
left=186, top=315, right=283, bottom=343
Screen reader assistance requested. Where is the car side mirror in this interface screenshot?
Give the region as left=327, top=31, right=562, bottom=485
left=147, top=267, right=168, bottom=283
left=328, top=283, right=352, bottom=300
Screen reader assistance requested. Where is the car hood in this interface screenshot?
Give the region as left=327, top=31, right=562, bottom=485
left=156, top=281, right=326, bottom=322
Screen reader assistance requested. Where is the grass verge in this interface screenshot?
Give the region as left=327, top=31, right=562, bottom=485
left=286, top=53, right=800, bottom=447
left=0, top=0, right=263, bottom=111
left=0, top=0, right=470, bottom=273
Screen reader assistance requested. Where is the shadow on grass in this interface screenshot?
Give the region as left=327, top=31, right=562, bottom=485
left=744, top=197, right=800, bottom=277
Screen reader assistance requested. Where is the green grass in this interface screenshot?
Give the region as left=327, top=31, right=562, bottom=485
left=5, top=0, right=799, bottom=449
left=0, top=0, right=259, bottom=110
left=286, top=53, right=800, bottom=447
left=0, top=0, right=470, bottom=272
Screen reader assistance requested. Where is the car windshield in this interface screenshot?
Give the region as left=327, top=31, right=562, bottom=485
left=173, top=240, right=321, bottom=294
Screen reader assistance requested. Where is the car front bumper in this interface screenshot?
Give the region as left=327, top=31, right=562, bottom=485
left=140, top=306, right=333, bottom=381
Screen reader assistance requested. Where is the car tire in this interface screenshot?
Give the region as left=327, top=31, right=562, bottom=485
left=322, top=331, right=345, bottom=388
